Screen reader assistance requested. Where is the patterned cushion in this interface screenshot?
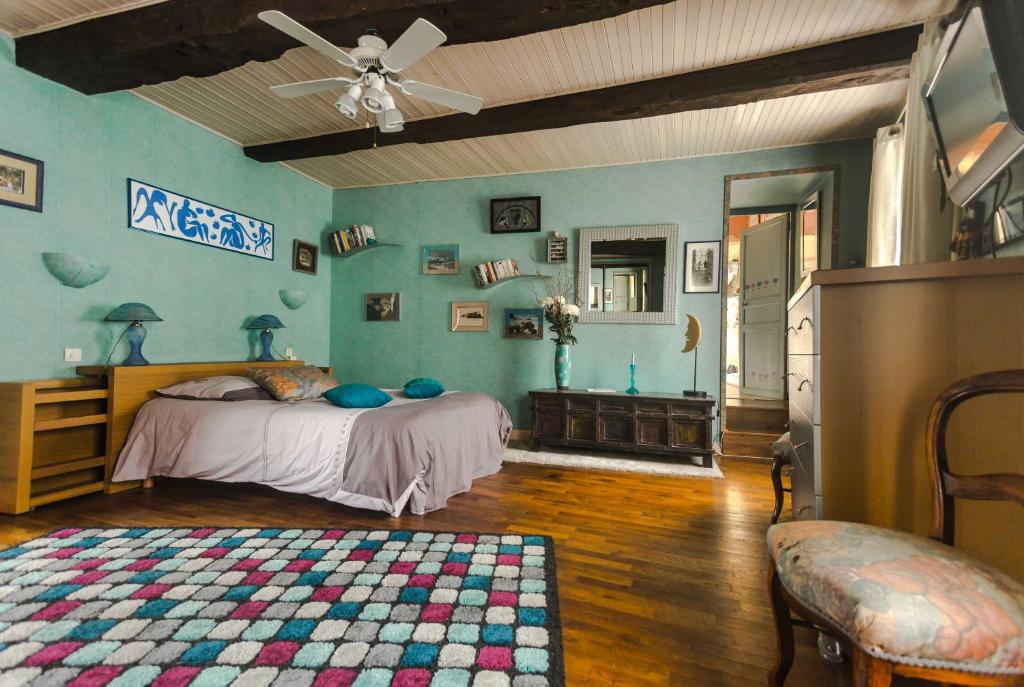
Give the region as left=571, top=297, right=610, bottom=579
left=248, top=366, right=338, bottom=401
left=768, top=521, right=1024, bottom=675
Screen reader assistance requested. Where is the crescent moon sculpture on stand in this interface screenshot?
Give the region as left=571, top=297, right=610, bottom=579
left=682, top=314, right=707, bottom=397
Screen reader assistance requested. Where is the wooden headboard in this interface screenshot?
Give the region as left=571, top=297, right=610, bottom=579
left=76, top=361, right=308, bottom=493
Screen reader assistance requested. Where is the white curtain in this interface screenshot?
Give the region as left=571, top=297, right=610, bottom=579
left=866, top=124, right=905, bottom=267
left=899, top=20, right=957, bottom=264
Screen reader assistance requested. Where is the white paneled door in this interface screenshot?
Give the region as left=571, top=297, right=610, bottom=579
left=739, top=215, right=787, bottom=399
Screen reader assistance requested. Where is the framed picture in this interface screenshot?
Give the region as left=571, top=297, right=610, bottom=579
left=422, top=244, right=460, bottom=275
left=589, top=284, right=601, bottom=310
left=683, top=240, right=721, bottom=293
left=366, top=293, right=401, bottom=321
left=451, top=301, right=489, bottom=332
left=603, top=288, right=613, bottom=304
left=490, top=196, right=540, bottom=234
left=799, top=190, right=820, bottom=277
left=0, top=148, right=44, bottom=212
left=504, top=308, right=543, bottom=340
left=293, top=240, right=318, bottom=274
left=128, top=179, right=273, bottom=260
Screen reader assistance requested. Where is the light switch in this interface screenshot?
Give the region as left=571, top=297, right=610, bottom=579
left=285, top=347, right=295, bottom=360
left=64, top=347, right=83, bottom=363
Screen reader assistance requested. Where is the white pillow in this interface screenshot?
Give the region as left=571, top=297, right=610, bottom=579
left=155, top=376, right=271, bottom=401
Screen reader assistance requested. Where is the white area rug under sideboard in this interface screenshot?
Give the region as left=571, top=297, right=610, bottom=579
left=504, top=447, right=724, bottom=479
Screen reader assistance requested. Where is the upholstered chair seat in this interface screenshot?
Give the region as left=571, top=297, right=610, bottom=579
left=767, top=520, right=1024, bottom=676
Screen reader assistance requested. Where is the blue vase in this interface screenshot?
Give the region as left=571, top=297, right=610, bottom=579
left=554, top=343, right=572, bottom=390
left=123, top=322, right=149, bottom=366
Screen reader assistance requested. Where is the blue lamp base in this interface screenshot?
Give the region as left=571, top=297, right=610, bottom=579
left=122, top=322, right=149, bottom=366
left=256, top=328, right=275, bottom=361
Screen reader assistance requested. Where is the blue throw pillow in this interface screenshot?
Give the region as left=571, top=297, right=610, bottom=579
left=404, top=377, right=444, bottom=399
left=324, top=383, right=392, bottom=409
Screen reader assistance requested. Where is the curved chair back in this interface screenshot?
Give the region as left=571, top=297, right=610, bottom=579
left=926, top=369, right=1024, bottom=545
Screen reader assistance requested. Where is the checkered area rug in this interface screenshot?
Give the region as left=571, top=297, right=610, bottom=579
left=0, top=528, right=563, bottom=687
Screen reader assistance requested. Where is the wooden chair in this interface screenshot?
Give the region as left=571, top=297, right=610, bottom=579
left=770, top=432, right=793, bottom=525
left=766, top=370, right=1024, bottom=686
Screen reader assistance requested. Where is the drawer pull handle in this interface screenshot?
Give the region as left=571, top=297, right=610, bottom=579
left=797, top=506, right=811, bottom=515
left=792, top=441, right=809, bottom=450
left=797, top=316, right=813, bottom=331
left=798, top=379, right=813, bottom=391
left=783, top=372, right=796, bottom=378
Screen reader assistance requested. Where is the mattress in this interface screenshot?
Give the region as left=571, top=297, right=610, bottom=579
left=111, top=392, right=512, bottom=516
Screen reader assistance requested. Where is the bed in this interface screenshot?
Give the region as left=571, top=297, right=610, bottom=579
left=92, top=362, right=511, bottom=516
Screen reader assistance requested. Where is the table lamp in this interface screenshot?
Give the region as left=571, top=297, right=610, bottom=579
left=247, top=314, right=285, bottom=361
left=682, top=313, right=707, bottom=398
left=105, top=302, right=162, bottom=366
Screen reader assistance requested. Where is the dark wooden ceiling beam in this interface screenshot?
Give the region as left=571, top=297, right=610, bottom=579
left=14, top=0, right=670, bottom=95
left=244, top=25, right=922, bottom=164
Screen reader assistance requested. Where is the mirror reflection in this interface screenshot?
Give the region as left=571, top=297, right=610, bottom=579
left=587, top=238, right=667, bottom=313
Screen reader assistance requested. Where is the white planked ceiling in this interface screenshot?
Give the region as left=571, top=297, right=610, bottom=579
left=0, top=0, right=955, bottom=188
left=0, top=0, right=165, bottom=37
left=285, top=80, right=909, bottom=188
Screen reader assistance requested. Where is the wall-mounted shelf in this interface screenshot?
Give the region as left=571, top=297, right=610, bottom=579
left=333, top=242, right=403, bottom=258
left=477, top=275, right=548, bottom=290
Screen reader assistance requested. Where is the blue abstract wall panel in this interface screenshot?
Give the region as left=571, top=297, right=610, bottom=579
left=128, top=179, right=274, bottom=260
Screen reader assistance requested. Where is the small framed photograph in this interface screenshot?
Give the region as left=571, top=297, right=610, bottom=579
left=422, top=244, right=460, bottom=275
left=292, top=240, right=318, bottom=275
left=0, top=148, right=44, bottom=213
left=491, top=196, right=540, bottom=234
left=451, top=301, right=489, bottom=332
left=683, top=240, right=721, bottom=293
left=504, top=308, right=543, bottom=340
left=604, top=288, right=613, bottom=304
left=366, top=293, right=401, bottom=321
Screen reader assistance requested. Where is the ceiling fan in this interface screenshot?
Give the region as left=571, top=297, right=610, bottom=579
left=258, top=11, right=484, bottom=133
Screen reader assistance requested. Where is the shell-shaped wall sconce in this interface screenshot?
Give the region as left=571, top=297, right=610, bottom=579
left=42, top=252, right=110, bottom=288
left=279, top=289, right=309, bottom=310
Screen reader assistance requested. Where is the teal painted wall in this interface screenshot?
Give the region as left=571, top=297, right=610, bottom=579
left=0, top=37, right=334, bottom=380
left=330, top=139, right=872, bottom=428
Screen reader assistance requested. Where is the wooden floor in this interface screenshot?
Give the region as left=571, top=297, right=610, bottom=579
left=0, top=460, right=869, bottom=686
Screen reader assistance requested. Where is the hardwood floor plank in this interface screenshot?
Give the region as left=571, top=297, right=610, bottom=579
left=0, top=459, right=882, bottom=685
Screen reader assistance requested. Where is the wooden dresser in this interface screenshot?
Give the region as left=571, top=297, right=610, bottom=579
left=529, top=389, right=716, bottom=467
left=784, top=257, right=1024, bottom=578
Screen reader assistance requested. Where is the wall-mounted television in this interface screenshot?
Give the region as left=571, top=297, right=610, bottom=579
left=924, top=1, right=1024, bottom=206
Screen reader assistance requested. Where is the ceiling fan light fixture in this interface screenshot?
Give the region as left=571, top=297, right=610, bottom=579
left=380, top=98, right=405, bottom=133
left=335, top=84, right=362, bottom=119
left=361, top=74, right=387, bottom=113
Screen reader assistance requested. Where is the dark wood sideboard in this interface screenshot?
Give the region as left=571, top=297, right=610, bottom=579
left=529, top=389, right=716, bottom=467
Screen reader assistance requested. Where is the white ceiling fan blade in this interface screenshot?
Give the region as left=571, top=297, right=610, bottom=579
left=258, top=10, right=357, bottom=69
left=270, top=77, right=356, bottom=99
left=380, top=18, right=446, bottom=72
left=401, top=80, right=483, bottom=115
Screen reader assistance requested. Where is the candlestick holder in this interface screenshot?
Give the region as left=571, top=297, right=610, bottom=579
left=626, top=363, right=639, bottom=394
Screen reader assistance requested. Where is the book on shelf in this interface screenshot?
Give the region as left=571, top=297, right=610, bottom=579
left=330, top=224, right=379, bottom=254
left=473, top=258, right=523, bottom=287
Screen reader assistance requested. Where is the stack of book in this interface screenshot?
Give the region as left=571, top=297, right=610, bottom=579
left=330, top=225, right=377, bottom=254
left=473, top=258, right=521, bottom=287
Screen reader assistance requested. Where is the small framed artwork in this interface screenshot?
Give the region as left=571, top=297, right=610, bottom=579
left=422, top=244, right=460, bottom=275
left=293, top=240, right=318, bottom=275
left=504, top=308, right=543, bottom=340
left=366, top=293, right=401, bottom=321
left=799, top=190, right=820, bottom=277
left=491, top=196, right=540, bottom=234
left=604, top=288, right=613, bottom=304
left=683, top=240, right=721, bottom=293
left=451, top=301, right=489, bottom=332
left=0, top=148, right=44, bottom=212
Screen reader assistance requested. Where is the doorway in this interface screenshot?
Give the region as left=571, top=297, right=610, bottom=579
left=719, top=167, right=840, bottom=457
